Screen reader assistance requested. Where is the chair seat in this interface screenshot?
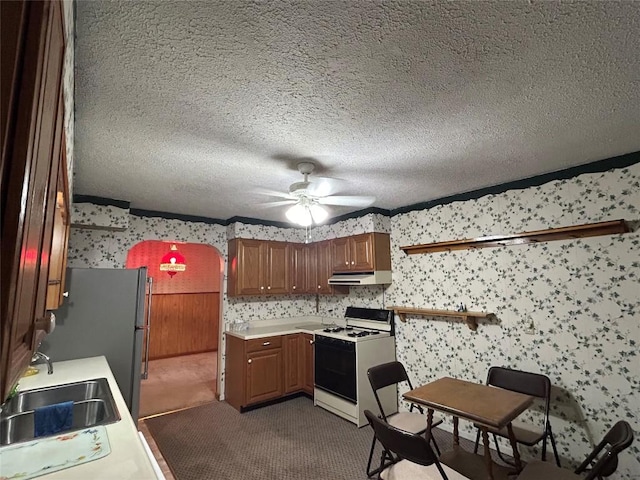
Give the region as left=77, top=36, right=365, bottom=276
left=381, top=459, right=471, bottom=480
left=389, top=412, right=443, bottom=434
left=516, top=461, right=582, bottom=480
left=475, top=420, right=544, bottom=445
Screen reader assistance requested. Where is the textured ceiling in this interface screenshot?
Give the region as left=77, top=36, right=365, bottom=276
left=74, top=0, right=640, bottom=224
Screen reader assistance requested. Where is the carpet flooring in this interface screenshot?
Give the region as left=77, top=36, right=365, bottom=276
left=139, top=352, right=217, bottom=418
left=145, top=396, right=507, bottom=480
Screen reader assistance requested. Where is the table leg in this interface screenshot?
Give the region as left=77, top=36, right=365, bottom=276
left=481, top=428, right=495, bottom=480
left=507, top=423, right=523, bottom=471
left=453, top=417, right=459, bottom=446
left=425, top=408, right=434, bottom=443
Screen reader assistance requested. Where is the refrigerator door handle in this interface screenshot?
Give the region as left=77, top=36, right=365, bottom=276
left=142, top=277, right=153, bottom=380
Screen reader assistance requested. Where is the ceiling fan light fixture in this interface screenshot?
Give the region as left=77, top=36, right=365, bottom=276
left=309, top=203, right=328, bottom=224
left=285, top=200, right=328, bottom=227
left=286, top=203, right=312, bottom=226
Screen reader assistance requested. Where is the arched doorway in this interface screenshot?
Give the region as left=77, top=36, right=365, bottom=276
left=126, top=240, right=224, bottom=417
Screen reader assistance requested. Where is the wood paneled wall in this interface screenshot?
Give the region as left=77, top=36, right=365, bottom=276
left=148, top=293, right=219, bottom=360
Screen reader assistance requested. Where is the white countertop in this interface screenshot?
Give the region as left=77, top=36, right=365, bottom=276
left=1, top=356, right=158, bottom=480
left=225, top=315, right=341, bottom=340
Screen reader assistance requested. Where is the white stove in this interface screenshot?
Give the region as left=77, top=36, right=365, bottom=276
left=315, top=325, right=390, bottom=342
left=315, top=306, right=394, bottom=342
left=314, top=307, right=397, bottom=427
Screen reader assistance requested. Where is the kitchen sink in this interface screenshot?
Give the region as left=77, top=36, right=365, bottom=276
left=0, top=378, right=120, bottom=445
left=1, top=378, right=116, bottom=414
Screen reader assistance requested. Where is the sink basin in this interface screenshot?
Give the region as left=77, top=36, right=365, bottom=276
left=2, top=378, right=115, bottom=415
left=0, top=378, right=120, bottom=445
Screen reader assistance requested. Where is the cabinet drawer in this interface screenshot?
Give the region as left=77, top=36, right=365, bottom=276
left=247, top=336, right=282, bottom=353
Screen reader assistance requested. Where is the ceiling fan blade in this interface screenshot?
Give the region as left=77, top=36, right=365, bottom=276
left=254, top=187, right=296, bottom=200
left=306, top=176, right=345, bottom=197
left=256, top=200, right=297, bottom=208
left=318, top=195, right=375, bottom=207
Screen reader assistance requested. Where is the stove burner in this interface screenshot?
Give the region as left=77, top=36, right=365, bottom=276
left=323, top=327, right=345, bottom=333
left=348, top=331, right=371, bottom=337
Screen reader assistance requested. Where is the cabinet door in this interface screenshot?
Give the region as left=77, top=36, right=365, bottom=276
left=246, top=348, right=283, bottom=405
left=235, top=239, right=264, bottom=295
left=1, top=0, right=65, bottom=401
left=304, top=243, right=318, bottom=294
left=316, top=240, right=333, bottom=294
left=331, top=237, right=351, bottom=272
left=289, top=244, right=306, bottom=294
left=302, top=333, right=314, bottom=394
left=264, top=241, right=289, bottom=294
left=283, top=334, right=303, bottom=394
left=350, top=234, right=375, bottom=271
left=46, top=148, right=69, bottom=310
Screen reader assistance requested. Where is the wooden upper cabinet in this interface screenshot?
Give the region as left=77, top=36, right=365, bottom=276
left=46, top=123, right=70, bottom=310
left=228, top=238, right=263, bottom=296
left=331, top=233, right=391, bottom=273
left=331, top=237, right=351, bottom=271
left=290, top=243, right=310, bottom=294
left=304, top=243, right=318, bottom=294
left=1, top=0, right=66, bottom=402
left=227, top=239, right=289, bottom=296
left=316, top=240, right=334, bottom=294
left=264, top=241, right=289, bottom=294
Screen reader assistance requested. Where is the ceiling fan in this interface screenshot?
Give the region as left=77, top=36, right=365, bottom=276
left=259, top=162, right=375, bottom=226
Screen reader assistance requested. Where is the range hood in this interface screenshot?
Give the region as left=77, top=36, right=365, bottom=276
left=328, top=271, right=392, bottom=286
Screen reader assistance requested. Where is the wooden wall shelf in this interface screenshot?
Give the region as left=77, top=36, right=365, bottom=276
left=400, top=219, right=630, bottom=255
left=387, top=307, right=491, bottom=331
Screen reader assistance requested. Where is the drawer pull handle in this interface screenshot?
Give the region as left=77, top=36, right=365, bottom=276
left=248, top=359, right=252, bottom=364
left=262, top=341, right=271, bottom=346
left=310, top=340, right=314, bottom=345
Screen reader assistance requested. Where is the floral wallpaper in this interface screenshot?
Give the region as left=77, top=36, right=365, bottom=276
left=364, top=165, right=638, bottom=478
left=67, top=163, right=639, bottom=478
left=71, top=203, right=130, bottom=230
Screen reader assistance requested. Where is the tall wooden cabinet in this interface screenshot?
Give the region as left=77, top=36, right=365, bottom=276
left=1, top=0, right=67, bottom=402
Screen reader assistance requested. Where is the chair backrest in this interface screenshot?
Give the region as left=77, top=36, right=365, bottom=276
left=364, top=409, right=447, bottom=478
left=368, top=361, right=412, bottom=391
left=576, top=420, right=634, bottom=480
left=368, top=361, right=415, bottom=420
left=487, top=366, right=551, bottom=424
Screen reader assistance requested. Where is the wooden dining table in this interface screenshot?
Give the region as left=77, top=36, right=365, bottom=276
left=403, top=376, right=533, bottom=480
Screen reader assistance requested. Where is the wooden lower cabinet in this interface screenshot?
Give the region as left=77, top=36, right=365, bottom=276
left=246, top=348, right=283, bottom=405
left=302, top=333, right=314, bottom=394
left=225, top=332, right=314, bottom=411
left=283, top=334, right=303, bottom=394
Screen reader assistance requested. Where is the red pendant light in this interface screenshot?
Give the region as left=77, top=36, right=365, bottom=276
left=160, top=244, right=186, bottom=277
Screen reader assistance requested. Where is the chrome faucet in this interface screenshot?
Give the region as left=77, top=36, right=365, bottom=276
left=31, top=351, right=53, bottom=375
